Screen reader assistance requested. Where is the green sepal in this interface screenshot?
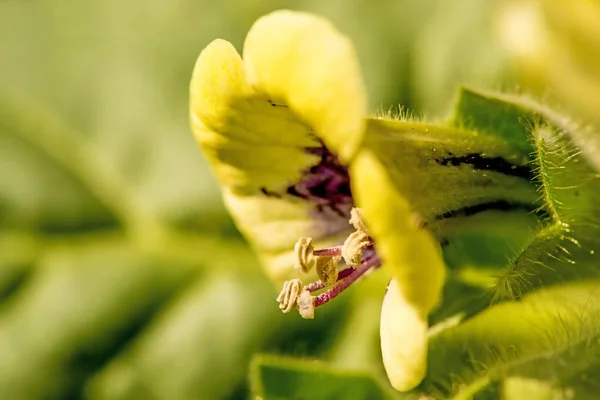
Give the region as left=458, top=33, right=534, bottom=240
left=415, top=283, right=600, bottom=399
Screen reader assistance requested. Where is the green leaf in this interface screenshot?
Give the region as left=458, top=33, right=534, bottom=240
left=251, top=355, right=400, bottom=400
left=0, top=232, right=38, bottom=301
left=0, top=90, right=151, bottom=231
left=450, top=88, right=538, bottom=155
left=417, top=282, right=600, bottom=399
left=0, top=99, right=118, bottom=233
left=403, top=90, right=600, bottom=398
left=436, top=88, right=600, bottom=300
left=84, top=268, right=279, bottom=400
left=0, top=238, right=196, bottom=400
left=0, top=1, right=249, bottom=229
left=489, top=98, right=600, bottom=300
left=364, top=118, right=540, bottom=242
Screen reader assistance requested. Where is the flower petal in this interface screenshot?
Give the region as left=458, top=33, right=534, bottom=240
left=190, top=38, right=319, bottom=195
left=243, top=10, right=367, bottom=162
left=189, top=12, right=368, bottom=283
left=350, top=149, right=446, bottom=391
left=380, top=278, right=429, bottom=391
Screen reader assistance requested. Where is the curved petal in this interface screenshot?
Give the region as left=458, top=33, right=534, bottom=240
left=189, top=11, right=368, bottom=283
left=190, top=38, right=319, bottom=195
left=243, top=10, right=367, bottom=162
left=380, top=278, right=428, bottom=392
left=350, top=149, right=446, bottom=391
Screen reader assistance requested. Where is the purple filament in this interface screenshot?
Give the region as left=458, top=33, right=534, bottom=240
left=313, top=246, right=342, bottom=257
left=313, top=254, right=381, bottom=307
left=305, top=267, right=355, bottom=293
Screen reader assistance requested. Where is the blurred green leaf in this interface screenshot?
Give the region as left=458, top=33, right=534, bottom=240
left=0, top=102, right=118, bottom=233
left=85, top=268, right=278, bottom=400
left=2, top=2, right=600, bottom=400
left=0, top=232, right=39, bottom=301
left=502, top=377, right=566, bottom=400
left=413, top=0, right=508, bottom=117
left=0, top=238, right=197, bottom=400
left=251, top=355, right=400, bottom=400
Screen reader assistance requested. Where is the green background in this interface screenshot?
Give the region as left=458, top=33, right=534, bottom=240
left=1, top=0, right=598, bottom=399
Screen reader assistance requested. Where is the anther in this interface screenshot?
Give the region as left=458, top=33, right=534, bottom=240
left=294, top=237, right=316, bottom=273
left=316, top=255, right=341, bottom=286
left=349, top=207, right=369, bottom=233
left=297, top=289, right=315, bottom=319
left=278, top=207, right=381, bottom=319
left=277, top=278, right=303, bottom=313
left=342, top=230, right=371, bottom=267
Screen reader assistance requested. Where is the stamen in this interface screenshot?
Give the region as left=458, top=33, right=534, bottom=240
left=281, top=207, right=381, bottom=319
left=341, top=230, right=370, bottom=267
left=315, top=255, right=342, bottom=286
left=276, top=278, right=303, bottom=313
left=349, top=207, right=369, bottom=233
left=290, top=249, right=381, bottom=319
left=294, top=237, right=317, bottom=273
left=297, top=290, right=315, bottom=319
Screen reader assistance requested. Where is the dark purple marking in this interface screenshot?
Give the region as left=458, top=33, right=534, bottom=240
left=257, top=142, right=385, bottom=310
left=258, top=143, right=353, bottom=218
left=260, top=187, right=282, bottom=198
left=267, top=99, right=287, bottom=107
left=286, top=144, right=353, bottom=217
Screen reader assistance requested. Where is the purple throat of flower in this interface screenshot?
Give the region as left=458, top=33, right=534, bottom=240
left=267, top=143, right=383, bottom=319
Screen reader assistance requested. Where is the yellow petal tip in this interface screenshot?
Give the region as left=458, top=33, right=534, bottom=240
left=243, top=10, right=367, bottom=161
left=189, top=38, right=247, bottom=134
left=380, top=279, right=428, bottom=391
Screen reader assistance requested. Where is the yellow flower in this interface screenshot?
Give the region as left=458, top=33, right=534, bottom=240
left=190, top=9, right=448, bottom=391
left=190, top=10, right=367, bottom=283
